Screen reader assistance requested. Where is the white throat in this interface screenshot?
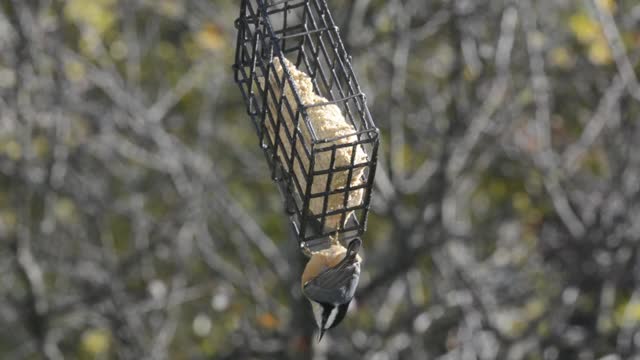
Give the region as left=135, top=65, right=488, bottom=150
left=311, top=302, right=323, bottom=328
left=310, top=302, right=341, bottom=330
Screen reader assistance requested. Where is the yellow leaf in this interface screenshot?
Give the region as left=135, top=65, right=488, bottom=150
left=589, top=39, right=612, bottom=65
left=596, top=0, right=616, bottom=13
left=488, top=181, right=507, bottom=200
left=549, top=47, right=574, bottom=69
left=54, top=198, right=75, bottom=222
left=616, top=301, right=640, bottom=325
left=569, top=13, right=600, bottom=44
left=463, top=65, right=478, bottom=81
left=158, top=0, right=184, bottom=18
left=629, top=303, right=640, bottom=320
left=81, top=328, right=110, bottom=355
left=524, top=299, right=545, bottom=318
left=1, top=139, right=21, bottom=160
left=109, top=40, right=128, bottom=61
left=156, top=41, right=177, bottom=60
left=64, top=60, right=86, bottom=83
left=512, top=192, right=530, bottom=212
left=378, top=15, right=393, bottom=34
left=64, top=0, right=115, bottom=34
left=196, top=23, right=226, bottom=51
left=257, top=312, right=279, bottom=329
left=32, top=135, right=49, bottom=158
left=0, top=210, right=17, bottom=231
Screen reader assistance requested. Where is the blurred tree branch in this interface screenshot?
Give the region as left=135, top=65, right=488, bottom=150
left=1, top=0, right=639, bottom=358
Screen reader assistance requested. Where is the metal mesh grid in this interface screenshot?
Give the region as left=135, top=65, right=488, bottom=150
left=233, top=0, right=379, bottom=252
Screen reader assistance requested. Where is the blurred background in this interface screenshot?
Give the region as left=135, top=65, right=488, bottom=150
left=1, top=0, right=640, bottom=359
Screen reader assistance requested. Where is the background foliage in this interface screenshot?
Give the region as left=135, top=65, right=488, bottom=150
left=1, top=0, right=640, bottom=359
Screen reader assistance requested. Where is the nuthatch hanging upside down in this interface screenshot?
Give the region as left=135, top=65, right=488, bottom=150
left=301, top=238, right=362, bottom=341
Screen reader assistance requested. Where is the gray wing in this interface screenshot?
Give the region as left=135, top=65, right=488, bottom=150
left=303, top=262, right=360, bottom=305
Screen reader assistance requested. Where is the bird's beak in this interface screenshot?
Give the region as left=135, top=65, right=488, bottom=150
left=318, top=328, right=326, bottom=342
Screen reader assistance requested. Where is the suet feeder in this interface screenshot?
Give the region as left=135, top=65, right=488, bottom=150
left=233, top=0, right=379, bottom=252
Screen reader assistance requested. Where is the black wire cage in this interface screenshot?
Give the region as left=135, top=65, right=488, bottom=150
left=233, top=0, right=379, bottom=252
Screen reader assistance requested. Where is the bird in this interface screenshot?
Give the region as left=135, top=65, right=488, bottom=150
left=301, top=238, right=362, bottom=342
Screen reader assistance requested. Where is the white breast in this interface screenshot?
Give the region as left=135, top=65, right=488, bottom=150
left=311, top=302, right=324, bottom=329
